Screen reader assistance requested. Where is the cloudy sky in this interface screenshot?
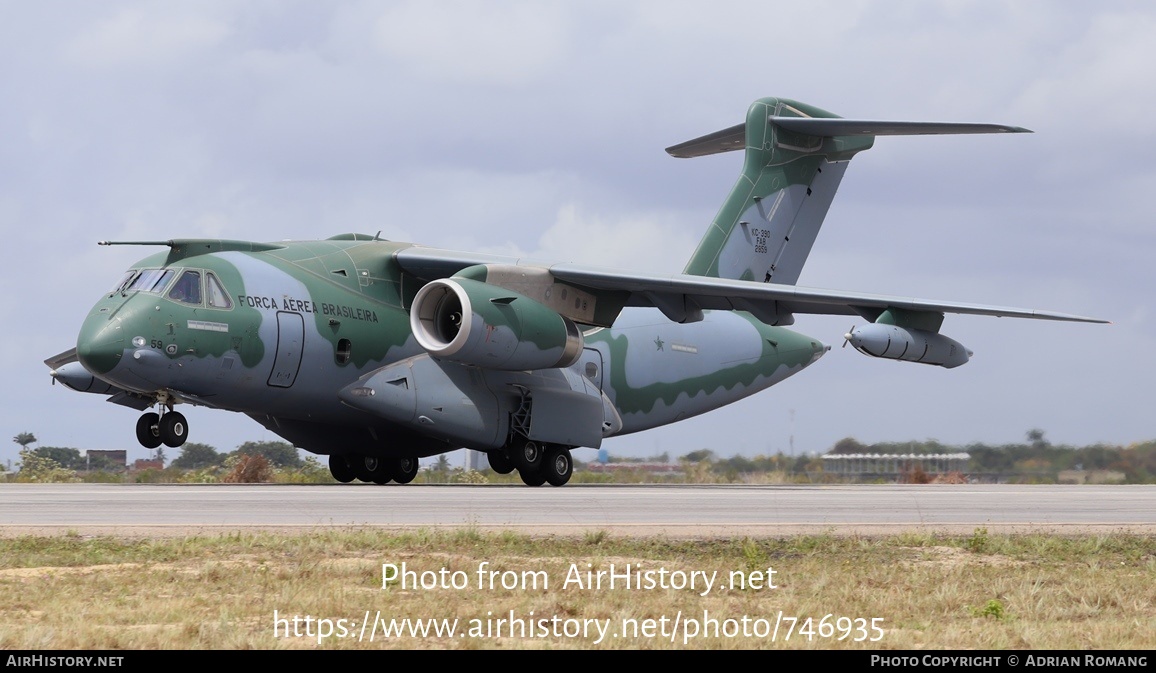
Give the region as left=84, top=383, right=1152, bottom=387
left=2, top=1, right=1152, bottom=466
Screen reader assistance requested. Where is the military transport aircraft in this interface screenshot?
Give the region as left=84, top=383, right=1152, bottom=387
left=44, top=97, right=1105, bottom=487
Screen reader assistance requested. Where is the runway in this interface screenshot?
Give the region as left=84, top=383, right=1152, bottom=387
left=3, top=483, right=1154, bottom=537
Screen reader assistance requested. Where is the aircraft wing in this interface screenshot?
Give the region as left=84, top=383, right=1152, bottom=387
left=394, top=248, right=1107, bottom=326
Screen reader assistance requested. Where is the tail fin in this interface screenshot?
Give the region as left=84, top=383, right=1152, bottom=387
left=674, top=97, right=1029, bottom=286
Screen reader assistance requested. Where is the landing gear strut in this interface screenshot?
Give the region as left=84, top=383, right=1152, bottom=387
left=505, top=387, right=574, bottom=486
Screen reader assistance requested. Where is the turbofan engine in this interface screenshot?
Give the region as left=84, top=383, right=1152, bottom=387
left=410, top=277, right=583, bottom=370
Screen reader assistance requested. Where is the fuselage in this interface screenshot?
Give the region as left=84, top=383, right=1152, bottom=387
left=69, top=237, right=826, bottom=460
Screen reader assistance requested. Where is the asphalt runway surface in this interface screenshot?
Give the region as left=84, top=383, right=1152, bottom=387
left=3, top=483, right=1154, bottom=537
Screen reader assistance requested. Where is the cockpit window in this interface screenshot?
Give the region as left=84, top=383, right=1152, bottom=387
left=168, top=270, right=203, bottom=305
left=111, top=270, right=137, bottom=294
left=205, top=272, right=233, bottom=309
left=125, top=269, right=175, bottom=294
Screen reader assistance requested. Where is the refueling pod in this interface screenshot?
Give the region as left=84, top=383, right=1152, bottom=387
left=845, top=323, right=972, bottom=369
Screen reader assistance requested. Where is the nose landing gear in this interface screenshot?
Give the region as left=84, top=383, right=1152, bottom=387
left=134, top=402, right=188, bottom=449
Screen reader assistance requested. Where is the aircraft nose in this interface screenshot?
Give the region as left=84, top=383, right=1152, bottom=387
left=76, top=312, right=125, bottom=376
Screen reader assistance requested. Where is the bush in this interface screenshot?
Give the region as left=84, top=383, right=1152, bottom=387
left=273, top=456, right=334, bottom=484
left=13, top=449, right=79, bottom=483
left=223, top=454, right=273, bottom=483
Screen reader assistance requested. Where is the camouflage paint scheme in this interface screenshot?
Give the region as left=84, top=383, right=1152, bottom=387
left=48, top=97, right=1104, bottom=485
left=64, top=235, right=826, bottom=458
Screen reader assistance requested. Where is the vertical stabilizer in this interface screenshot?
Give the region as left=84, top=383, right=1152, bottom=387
left=672, top=98, right=1029, bottom=289
left=675, top=97, right=874, bottom=285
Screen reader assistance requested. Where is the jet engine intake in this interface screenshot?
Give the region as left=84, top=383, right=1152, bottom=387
left=845, top=323, right=971, bottom=369
left=410, top=278, right=583, bottom=370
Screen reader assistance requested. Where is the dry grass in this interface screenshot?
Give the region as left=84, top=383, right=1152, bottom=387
left=1, top=530, right=1153, bottom=649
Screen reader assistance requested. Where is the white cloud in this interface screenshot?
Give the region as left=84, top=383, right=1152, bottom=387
left=64, top=8, right=231, bottom=68
left=372, top=1, right=570, bottom=87
left=534, top=203, right=701, bottom=273
left=1012, top=11, right=1156, bottom=134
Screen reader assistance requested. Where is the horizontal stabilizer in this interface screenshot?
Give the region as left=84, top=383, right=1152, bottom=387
left=770, top=117, right=1032, bottom=137
left=666, top=116, right=1029, bottom=158
left=665, top=123, right=746, bottom=158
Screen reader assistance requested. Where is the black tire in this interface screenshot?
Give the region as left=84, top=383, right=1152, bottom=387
left=511, top=439, right=543, bottom=473
left=543, top=445, right=573, bottom=487
left=348, top=454, right=370, bottom=482
left=519, top=467, right=547, bottom=487
left=355, top=455, right=390, bottom=484
left=135, top=412, right=162, bottom=449
left=487, top=450, right=515, bottom=475
left=391, top=456, right=419, bottom=484
left=329, top=455, right=356, bottom=483
left=159, top=411, right=188, bottom=448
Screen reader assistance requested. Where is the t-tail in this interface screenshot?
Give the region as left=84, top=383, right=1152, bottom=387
left=672, top=97, right=1030, bottom=286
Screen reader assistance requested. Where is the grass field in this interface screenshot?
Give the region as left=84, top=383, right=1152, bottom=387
left=1, top=529, right=1153, bottom=649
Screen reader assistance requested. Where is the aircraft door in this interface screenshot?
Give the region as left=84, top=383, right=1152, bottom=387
left=267, top=311, right=305, bottom=388
left=577, top=347, right=604, bottom=392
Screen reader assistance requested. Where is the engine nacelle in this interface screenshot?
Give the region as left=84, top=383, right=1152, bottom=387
left=410, top=277, right=583, bottom=370
left=846, top=323, right=971, bottom=369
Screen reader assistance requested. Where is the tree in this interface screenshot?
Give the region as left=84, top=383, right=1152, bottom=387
left=171, top=443, right=225, bottom=470
left=829, top=437, right=868, bottom=455
left=682, top=449, right=716, bottom=463
left=12, top=432, right=37, bottom=449
left=1026, top=428, right=1049, bottom=450
left=233, top=441, right=302, bottom=468
left=32, top=447, right=85, bottom=471
left=15, top=449, right=78, bottom=483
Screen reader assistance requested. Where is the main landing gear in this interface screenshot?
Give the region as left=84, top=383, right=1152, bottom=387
left=490, top=439, right=573, bottom=487
left=135, top=408, right=188, bottom=449
left=329, top=454, right=420, bottom=485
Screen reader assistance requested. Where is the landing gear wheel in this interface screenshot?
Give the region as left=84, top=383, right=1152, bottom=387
left=350, top=454, right=373, bottom=482
left=511, top=439, right=543, bottom=473
left=519, top=467, right=547, bottom=487
left=135, top=413, right=162, bottom=449
left=391, top=456, right=419, bottom=484
left=487, top=450, right=515, bottom=475
left=329, top=455, right=356, bottom=483
left=543, top=445, right=573, bottom=487
left=158, top=411, right=188, bottom=448
left=357, top=455, right=392, bottom=484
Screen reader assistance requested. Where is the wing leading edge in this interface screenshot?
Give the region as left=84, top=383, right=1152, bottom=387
left=393, top=247, right=1107, bottom=327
